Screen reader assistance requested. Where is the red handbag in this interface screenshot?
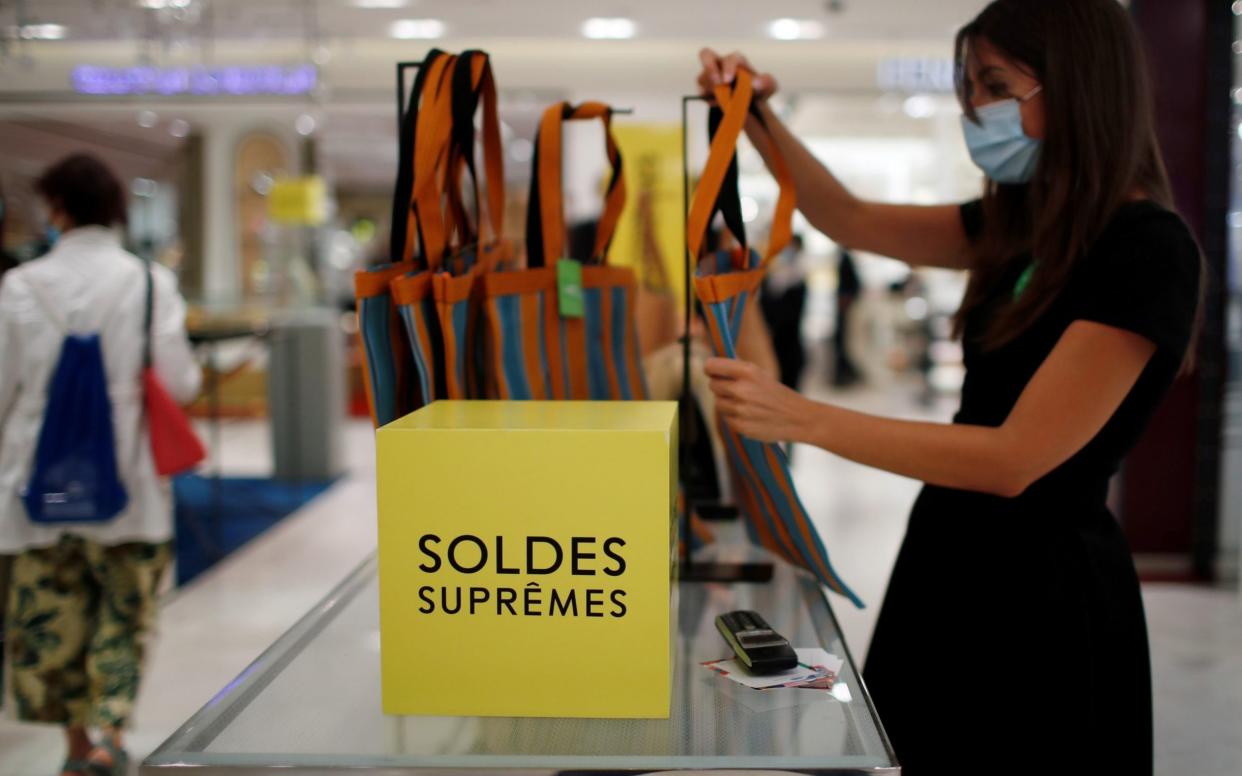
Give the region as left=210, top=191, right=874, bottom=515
left=143, top=260, right=207, bottom=476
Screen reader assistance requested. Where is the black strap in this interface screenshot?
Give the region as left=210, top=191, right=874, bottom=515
left=411, top=51, right=460, bottom=267
left=387, top=49, right=446, bottom=267
left=525, top=103, right=623, bottom=268
left=452, top=51, right=483, bottom=236
left=524, top=114, right=548, bottom=268
left=142, top=258, right=153, bottom=369
left=597, top=113, right=623, bottom=264
left=706, top=104, right=747, bottom=252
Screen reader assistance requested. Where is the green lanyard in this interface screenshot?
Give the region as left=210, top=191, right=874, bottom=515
left=1013, top=261, right=1036, bottom=300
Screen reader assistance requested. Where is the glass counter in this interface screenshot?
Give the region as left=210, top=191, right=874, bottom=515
left=143, top=541, right=898, bottom=774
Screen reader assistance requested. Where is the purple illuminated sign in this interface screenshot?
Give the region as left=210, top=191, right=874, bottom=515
left=72, top=64, right=318, bottom=96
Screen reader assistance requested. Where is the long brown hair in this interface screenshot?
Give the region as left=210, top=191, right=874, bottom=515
left=952, top=0, right=1180, bottom=351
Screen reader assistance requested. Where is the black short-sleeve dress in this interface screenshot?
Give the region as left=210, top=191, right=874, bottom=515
left=862, top=200, right=1201, bottom=775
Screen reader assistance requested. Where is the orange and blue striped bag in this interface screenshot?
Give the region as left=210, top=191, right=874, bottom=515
left=355, top=49, right=453, bottom=425
left=388, top=51, right=459, bottom=407
left=481, top=102, right=647, bottom=401
left=392, top=50, right=511, bottom=404
left=689, top=71, right=861, bottom=607
left=432, top=50, right=512, bottom=401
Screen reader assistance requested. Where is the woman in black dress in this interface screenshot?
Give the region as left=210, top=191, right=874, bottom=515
left=697, top=0, right=1203, bottom=773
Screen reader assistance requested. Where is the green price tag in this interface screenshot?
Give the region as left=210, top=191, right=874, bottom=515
left=557, top=259, right=585, bottom=318
left=1013, top=261, right=1037, bottom=300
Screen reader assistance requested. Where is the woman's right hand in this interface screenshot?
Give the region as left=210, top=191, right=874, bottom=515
left=697, top=48, right=779, bottom=101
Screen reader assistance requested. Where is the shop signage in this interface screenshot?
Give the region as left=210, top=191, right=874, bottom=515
left=877, top=57, right=955, bottom=93
left=376, top=400, right=678, bottom=718
left=268, top=176, right=327, bottom=225
left=71, top=64, right=317, bottom=96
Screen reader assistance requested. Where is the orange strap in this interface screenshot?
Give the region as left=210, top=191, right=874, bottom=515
left=535, top=101, right=627, bottom=267
left=411, top=53, right=459, bottom=269
left=686, top=70, right=796, bottom=268
left=472, top=52, right=506, bottom=246
left=440, top=51, right=506, bottom=260
left=443, top=152, right=472, bottom=253
left=394, top=49, right=449, bottom=266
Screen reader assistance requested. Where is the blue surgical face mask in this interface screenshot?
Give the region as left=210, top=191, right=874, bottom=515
left=960, top=85, right=1043, bottom=184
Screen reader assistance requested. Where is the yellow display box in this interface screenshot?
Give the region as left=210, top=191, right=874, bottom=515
left=376, top=400, right=679, bottom=719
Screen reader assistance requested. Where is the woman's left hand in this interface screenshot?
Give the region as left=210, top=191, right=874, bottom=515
left=705, top=357, right=813, bottom=444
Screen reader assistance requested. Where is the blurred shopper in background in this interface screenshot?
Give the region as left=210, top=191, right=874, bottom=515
left=831, top=245, right=862, bottom=387
left=760, top=233, right=808, bottom=390
left=0, top=154, right=201, bottom=776
left=698, top=0, right=1203, bottom=772
left=845, top=275, right=913, bottom=388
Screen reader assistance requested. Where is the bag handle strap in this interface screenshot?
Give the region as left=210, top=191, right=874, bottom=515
left=525, top=101, right=626, bottom=269
left=142, top=257, right=154, bottom=369
left=447, top=50, right=506, bottom=250
left=388, top=49, right=447, bottom=266
left=686, top=69, right=795, bottom=269
left=410, top=52, right=460, bottom=269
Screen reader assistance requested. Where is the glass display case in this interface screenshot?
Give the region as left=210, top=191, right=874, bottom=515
left=143, top=542, right=899, bottom=774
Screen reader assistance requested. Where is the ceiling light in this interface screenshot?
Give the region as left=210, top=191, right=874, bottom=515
left=137, top=109, right=159, bottom=128
left=389, top=18, right=444, bottom=39
left=295, top=114, right=317, bottom=136
left=353, top=0, right=411, bottom=8
left=902, top=94, right=936, bottom=119
left=138, top=0, right=193, bottom=8
left=767, top=18, right=824, bottom=41
left=18, top=23, right=67, bottom=40
left=582, top=18, right=636, bottom=40
left=168, top=118, right=191, bottom=138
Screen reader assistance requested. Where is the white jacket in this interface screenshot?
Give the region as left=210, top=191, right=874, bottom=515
left=0, top=226, right=201, bottom=552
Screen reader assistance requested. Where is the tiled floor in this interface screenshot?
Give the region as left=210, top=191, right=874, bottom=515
left=1, top=383, right=1239, bottom=775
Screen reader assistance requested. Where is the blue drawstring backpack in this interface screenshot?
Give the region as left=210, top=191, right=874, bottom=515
left=21, top=277, right=130, bottom=524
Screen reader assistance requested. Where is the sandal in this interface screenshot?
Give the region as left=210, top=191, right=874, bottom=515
left=84, top=741, right=128, bottom=776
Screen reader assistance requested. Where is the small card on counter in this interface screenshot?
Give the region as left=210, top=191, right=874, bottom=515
left=701, top=647, right=844, bottom=691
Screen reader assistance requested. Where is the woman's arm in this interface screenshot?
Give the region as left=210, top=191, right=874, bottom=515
left=698, top=49, right=972, bottom=270
left=706, top=320, right=1155, bottom=497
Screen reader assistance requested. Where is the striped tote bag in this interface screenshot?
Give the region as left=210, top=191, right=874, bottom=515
left=482, top=101, right=647, bottom=401
left=689, top=70, right=861, bottom=607
left=391, top=50, right=512, bottom=406
left=355, top=49, right=454, bottom=425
